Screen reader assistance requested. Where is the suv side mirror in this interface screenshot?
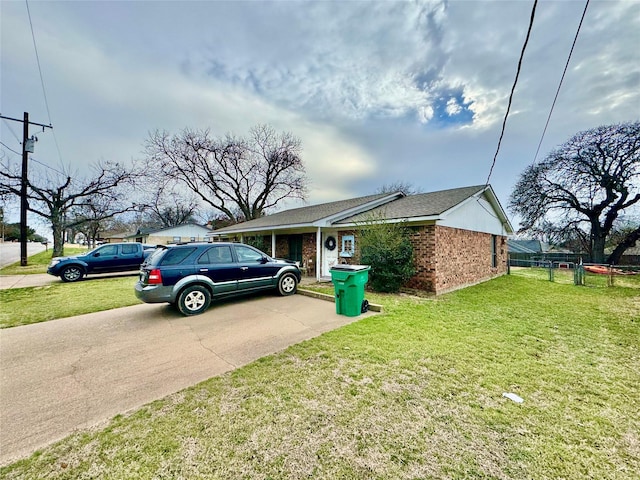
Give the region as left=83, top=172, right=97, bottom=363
left=93, top=253, right=100, bottom=257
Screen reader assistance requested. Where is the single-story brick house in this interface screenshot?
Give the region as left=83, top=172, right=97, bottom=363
left=209, top=185, right=514, bottom=294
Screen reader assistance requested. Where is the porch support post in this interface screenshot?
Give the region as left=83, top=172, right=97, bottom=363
left=271, top=231, right=276, bottom=257
left=316, top=227, right=322, bottom=281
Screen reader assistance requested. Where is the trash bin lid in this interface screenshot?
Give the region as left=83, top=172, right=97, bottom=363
left=330, top=264, right=370, bottom=272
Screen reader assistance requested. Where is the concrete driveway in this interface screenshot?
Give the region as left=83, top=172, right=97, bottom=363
left=0, top=293, right=374, bottom=466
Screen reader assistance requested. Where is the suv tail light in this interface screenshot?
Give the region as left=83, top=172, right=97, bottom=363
left=147, top=268, right=163, bottom=285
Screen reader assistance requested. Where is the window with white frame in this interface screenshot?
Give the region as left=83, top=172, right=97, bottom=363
left=341, top=235, right=355, bottom=257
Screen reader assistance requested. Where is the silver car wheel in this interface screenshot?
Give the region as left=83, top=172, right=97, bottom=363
left=61, top=266, right=83, bottom=282
left=278, top=273, right=298, bottom=296
left=177, top=285, right=211, bottom=316
left=184, top=291, right=206, bottom=311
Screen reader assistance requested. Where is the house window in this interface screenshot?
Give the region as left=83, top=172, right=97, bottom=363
left=341, top=235, right=355, bottom=257
left=491, top=235, right=498, bottom=268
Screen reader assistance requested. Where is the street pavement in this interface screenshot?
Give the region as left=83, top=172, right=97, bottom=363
left=0, top=293, right=374, bottom=466
left=0, top=242, right=48, bottom=268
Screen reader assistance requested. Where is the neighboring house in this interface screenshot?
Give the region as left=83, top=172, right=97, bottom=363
left=507, top=239, right=551, bottom=254
left=210, top=185, right=513, bottom=295
left=125, top=223, right=212, bottom=245
left=619, top=244, right=640, bottom=265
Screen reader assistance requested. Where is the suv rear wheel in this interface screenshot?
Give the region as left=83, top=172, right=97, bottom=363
left=278, top=273, right=298, bottom=296
left=177, top=285, right=211, bottom=316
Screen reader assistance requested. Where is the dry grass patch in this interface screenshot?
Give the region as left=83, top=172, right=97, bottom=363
left=2, top=276, right=638, bottom=479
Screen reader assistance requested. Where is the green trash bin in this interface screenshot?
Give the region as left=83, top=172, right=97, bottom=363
left=330, top=265, right=370, bottom=317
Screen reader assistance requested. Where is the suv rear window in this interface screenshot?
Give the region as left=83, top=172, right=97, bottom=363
left=160, top=247, right=197, bottom=266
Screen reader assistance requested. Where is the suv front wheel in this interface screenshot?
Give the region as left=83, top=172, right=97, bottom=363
left=177, top=285, right=211, bottom=316
left=61, top=265, right=84, bottom=282
left=278, top=273, right=298, bottom=296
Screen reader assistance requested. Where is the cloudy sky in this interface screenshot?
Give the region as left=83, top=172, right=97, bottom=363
left=1, top=0, right=639, bottom=229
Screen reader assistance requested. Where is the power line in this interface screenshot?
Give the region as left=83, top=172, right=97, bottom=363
left=25, top=0, right=65, bottom=166
left=532, top=0, right=590, bottom=165
left=485, top=0, right=538, bottom=187
left=0, top=142, right=67, bottom=176
left=2, top=118, right=22, bottom=143
left=0, top=141, right=22, bottom=156
left=30, top=156, right=68, bottom=176
left=25, top=0, right=52, bottom=125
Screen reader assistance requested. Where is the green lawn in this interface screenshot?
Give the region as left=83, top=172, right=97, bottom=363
left=2, top=275, right=638, bottom=479
left=0, top=276, right=141, bottom=328
left=0, top=247, right=87, bottom=275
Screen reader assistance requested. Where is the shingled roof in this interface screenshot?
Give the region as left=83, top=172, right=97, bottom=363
left=211, top=184, right=512, bottom=235
left=212, top=192, right=398, bottom=234
left=335, top=185, right=487, bottom=224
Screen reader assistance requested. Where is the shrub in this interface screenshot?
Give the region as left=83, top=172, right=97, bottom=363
left=358, top=215, right=415, bottom=292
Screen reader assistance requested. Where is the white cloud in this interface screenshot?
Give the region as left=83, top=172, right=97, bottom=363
left=1, top=0, right=638, bottom=224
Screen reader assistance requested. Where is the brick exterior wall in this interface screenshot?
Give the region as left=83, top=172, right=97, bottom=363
left=263, top=225, right=507, bottom=289
left=406, top=225, right=437, bottom=291
left=406, top=225, right=508, bottom=294
left=274, top=233, right=317, bottom=276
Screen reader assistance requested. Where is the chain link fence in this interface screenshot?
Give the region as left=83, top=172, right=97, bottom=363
left=508, top=256, right=640, bottom=289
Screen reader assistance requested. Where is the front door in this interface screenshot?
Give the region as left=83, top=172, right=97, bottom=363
left=322, top=232, right=339, bottom=277
left=288, top=235, right=303, bottom=265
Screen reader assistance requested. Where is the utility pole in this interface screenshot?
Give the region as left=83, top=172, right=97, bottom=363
left=0, top=112, right=52, bottom=266
left=21, top=112, right=29, bottom=266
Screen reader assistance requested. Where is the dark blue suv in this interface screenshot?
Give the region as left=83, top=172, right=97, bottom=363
left=135, top=242, right=301, bottom=316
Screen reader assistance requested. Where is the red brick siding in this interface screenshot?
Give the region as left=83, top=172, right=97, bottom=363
left=274, top=233, right=317, bottom=276
left=275, top=237, right=288, bottom=258
left=405, top=225, right=437, bottom=291
left=301, top=233, right=317, bottom=276
left=406, top=225, right=507, bottom=294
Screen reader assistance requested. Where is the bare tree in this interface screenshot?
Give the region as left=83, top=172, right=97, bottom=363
left=509, top=122, right=640, bottom=264
left=145, top=124, right=307, bottom=223
left=375, top=181, right=421, bottom=195
left=0, top=159, right=139, bottom=256
left=68, top=194, right=125, bottom=248
left=136, top=173, right=200, bottom=228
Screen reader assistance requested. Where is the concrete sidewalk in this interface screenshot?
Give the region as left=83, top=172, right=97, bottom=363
left=0, top=272, right=139, bottom=290
left=0, top=294, right=376, bottom=466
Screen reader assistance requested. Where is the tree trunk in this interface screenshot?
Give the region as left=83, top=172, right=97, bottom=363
left=607, top=226, right=640, bottom=265
left=591, top=232, right=606, bottom=264
left=51, top=224, right=65, bottom=257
